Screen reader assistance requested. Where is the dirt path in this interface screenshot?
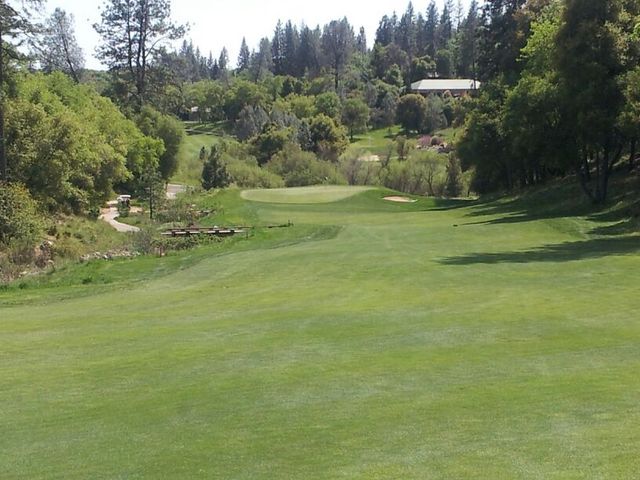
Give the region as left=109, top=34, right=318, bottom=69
left=101, top=184, right=185, bottom=233
left=99, top=202, right=141, bottom=233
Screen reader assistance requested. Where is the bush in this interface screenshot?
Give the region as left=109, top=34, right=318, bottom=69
left=266, top=143, right=346, bottom=187
left=0, top=182, right=43, bottom=247
left=227, top=160, right=285, bottom=188
left=380, top=151, right=448, bottom=196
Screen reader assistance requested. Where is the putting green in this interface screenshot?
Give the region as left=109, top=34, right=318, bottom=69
left=241, top=185, right=374, bottom=204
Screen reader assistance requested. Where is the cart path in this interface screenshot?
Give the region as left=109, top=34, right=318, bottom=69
left=99, top=201, right=141, bottom=233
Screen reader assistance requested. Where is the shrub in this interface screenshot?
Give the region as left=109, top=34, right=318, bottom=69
left=0, top=182, right=43, bottom=247
left=266, top=143, right=346, bottom=187
left=227, top=160, right=285, bottom=188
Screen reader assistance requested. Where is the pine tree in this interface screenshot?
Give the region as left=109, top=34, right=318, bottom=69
left=94, top=0, right=186, bottom=107
left=202, top=145, right=230, bottom=190
left=424, top=1, right=439, bottom=58
left=237, top=37, right=251, bottom=72
left=35, top=8, right=84, bottom=83
left=271, top=20, right=285, bottom=75
left=283, top=21, right=300, bottom=76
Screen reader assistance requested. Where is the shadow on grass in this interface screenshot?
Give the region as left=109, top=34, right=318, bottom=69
left=461, top=172, right=640, bottom=234
left=439, top=236, right=640, bottom=265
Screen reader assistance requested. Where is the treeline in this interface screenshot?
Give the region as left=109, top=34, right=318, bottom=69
left=459, top=0, right=640, bottom=203
left=0, top=1, right=185, bottom=264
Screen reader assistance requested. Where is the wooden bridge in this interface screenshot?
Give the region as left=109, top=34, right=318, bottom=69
left=160, top=222, right=292, bottom=238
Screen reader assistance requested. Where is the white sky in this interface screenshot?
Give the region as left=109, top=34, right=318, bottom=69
left=44, top=0, right=472, bottom=70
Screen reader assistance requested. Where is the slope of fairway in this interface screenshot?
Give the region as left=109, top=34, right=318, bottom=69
left=241, top=185, right=374, bottom=204
left=2, top=187, right=640, bottom=479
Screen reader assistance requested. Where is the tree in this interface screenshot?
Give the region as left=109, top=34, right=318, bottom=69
left=445, top=154, right=464, bottom=197
left=35, top=8, right=84, bottom=82
left=321, top=18, right=354, bottom=90
left=235, top=104, right=269, bottom=141
left=251, top=124, right=293, bottom=165
left=397, top=94, right=428, bottom=132
left=94, top=0, right=186, bottom=107
left=0, top=182, right=42, bottom=246
left=271, top=20, right=285, bottom=75
left=202, top=144, right=230, bottom=190
left=477, top=0, right=528, bottom=82
left=456, top=0, right=479, bottom=78
left=555, top=0, right=636, bottom=203
left=135, top=106, right=184, bottom=181
left=0, top=0, right=44, bottom=181
left=398, top=2, right=417, bottom=60
left=309, top=113, right=349, bottom=161
left=342, top=97, right=370, bottom=141
left=438, top=0, right=454, bottom=48
left=314, top=91, right=341, bottom=120
left=217, top=47, right=229, bottom=82
left=424, top=1, right=439, bottom=58
left=250, top=37, right=273, bottom=81
left=356, top=26, right=367, bottom=54
left=298, top=25, right=321, bottom=77
left=237, top=37, right=250, bottom=72
left=6, top=72, right=140, bottom=211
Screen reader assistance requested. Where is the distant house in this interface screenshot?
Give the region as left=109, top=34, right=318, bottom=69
left=410, top=79, right=481, bottom=97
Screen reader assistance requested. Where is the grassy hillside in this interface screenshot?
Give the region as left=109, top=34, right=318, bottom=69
left=172, top=121, right=229, bottom=186
left=2, top=184, right=639, bottom=478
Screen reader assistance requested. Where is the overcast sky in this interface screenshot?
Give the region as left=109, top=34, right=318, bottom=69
left=45, top=0, right=472, bottom=70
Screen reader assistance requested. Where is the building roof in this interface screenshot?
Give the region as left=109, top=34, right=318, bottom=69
left=411, top=79, right=481, bottom=92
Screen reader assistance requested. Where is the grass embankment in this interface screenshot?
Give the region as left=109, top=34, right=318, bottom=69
left=172, top=121, right=229, bottom=186
left=348, top=125, right=461, bottom=157
left=2, top=182, right=640, bottom=478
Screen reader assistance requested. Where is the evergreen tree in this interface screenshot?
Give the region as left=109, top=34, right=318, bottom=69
left=250, top=37, right=273, bottom=81
left=202, top=144, right=230, bottom=190
left=94, top=0, right=186, bottom=107
left=438, top=0, right=454, bottom=49
left=283, top=21, right=300, bottom=76
left=424, top=1, right=439, bottom=58
left=35, top=8, right=84, bottom=83
left=356, top=27, right=367, bottom=54
left=218, top=47, right=229, bottom=82
left=477, top=0, right=528, bottom=82
left=298, top=25, right=321, bottom=77
left=237, top=37, right=251, bottom=72
left=375, top=14, right=396, bottom=46
left=456, top=0, right=479, bottom=78
left=271, top=20, right=285, bottom=75
left=398, top=2, right=417, bottom=60
left=321, top=18, right=355, bottom=91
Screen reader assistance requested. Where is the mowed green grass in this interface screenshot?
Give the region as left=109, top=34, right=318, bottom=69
left=173, top=122, right=230, bottom=186
left=241, top=185, right=374, bottom=204
left=2, top=186, right=640, bottom=478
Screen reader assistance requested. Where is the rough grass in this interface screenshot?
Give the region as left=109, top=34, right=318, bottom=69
left=1, top=183, right=640, bottom=479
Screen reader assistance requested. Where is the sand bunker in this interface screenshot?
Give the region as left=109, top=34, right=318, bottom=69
left=384, top=196, right=417, bottom=203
